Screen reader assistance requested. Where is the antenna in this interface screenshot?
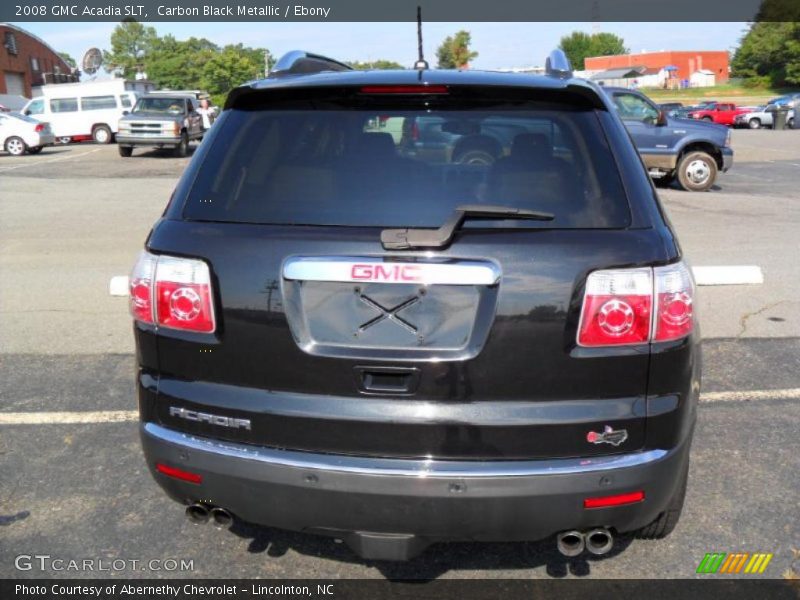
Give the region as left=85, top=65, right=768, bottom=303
left=413, top=6, right=429, bottom=70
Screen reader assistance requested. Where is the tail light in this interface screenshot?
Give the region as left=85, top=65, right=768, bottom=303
left=129, top=251, right=216, bottom=333
left=578, top=262, right=694, bottom=347
left=359, top=85, right=448, bottom=95
left=578, top=268, right=652, bottom=346
left=34, top=123, right=45, bottom=133
left=411, top=121, right=420, bottom=142
left=653, top=262, right=694, bottom=342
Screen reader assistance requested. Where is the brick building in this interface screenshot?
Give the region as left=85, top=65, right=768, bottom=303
left=1, top=23, right=76, bottom=98
left=584, top=51, right=729, bottom=84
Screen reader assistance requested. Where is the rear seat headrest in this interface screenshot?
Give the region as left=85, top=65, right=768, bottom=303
left=510, top=133, right=552, bottom=161
left=352, top=132, right=397, bottom=159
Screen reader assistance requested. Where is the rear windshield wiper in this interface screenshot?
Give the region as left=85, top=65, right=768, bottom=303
left=381, top=204, right=555, bottom=250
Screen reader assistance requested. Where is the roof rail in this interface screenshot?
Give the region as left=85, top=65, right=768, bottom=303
left=545, top=49, right=573, bottom=79
left=269, top=50, right=353, bottom=78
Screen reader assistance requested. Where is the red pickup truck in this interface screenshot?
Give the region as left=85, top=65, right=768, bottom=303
left=687, top=102, right=750, bottom=126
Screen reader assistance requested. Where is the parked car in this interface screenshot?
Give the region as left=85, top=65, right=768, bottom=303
left=21, top=79, right=144, bottom=144
left=0, top=111, right=55, bottom=156
left=763, top=96, right=797, bottom=129
left=116, top=93, right=204, bottom=157
left=604, top=87, right=733, bottom=191
left=734, top=105, right=770, bottom=129
left=732, top=105, right=793, bottom=129
left=686, top=102, right=749, bottom=126
left=659, top=102, right=683, bottom=111
left=131, top=50, right=700, bottom=562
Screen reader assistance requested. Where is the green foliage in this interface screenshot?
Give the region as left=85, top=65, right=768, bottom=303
left=104, top=19, right=158, bottom=78
left=436, top=31, right=479, bottom=69
left=146, top=35, right=217, bottom=90
left=349, top=60, right=405, bottom=70
left=732, top=22, right=800, bottom=87
left=58, top=52, right=76, bottom=69
left=559, top=31, right=628, bottom=70
left=200, top=45, right=265, bottom=101
left=104, top=23, right=274, bottom=103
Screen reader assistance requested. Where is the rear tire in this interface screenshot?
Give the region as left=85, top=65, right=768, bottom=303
left=5, top=136, right=27, bottom=156
left=118, top=145, right=133, bottom=157
left=92, top=125, right=113, bottom=144
left=454, top=148, right=496, bottom=166
left=676, top=151, right=717, bottom=192
left=28, top=146, right=43, bottom=154
left=789, top=117, right=795, bottom=129
left=748, top=118, right=761, bottom=129
left=701, top=116, right=713, bottom=122
left=637, top=462, right=689, bottom=539
left=173, top=132, right=189, bottom=158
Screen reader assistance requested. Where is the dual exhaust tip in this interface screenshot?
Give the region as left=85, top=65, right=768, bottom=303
left=556, top=528, right=614, bottom=557
left=185, top=503, right=234, bottom=528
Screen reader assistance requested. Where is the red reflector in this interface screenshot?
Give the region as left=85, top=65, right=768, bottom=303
left=156, top=463, right=202, bottom=484
left=359, top=85, right=448, bottom=95
left=584, top=490, right=644, bottom=509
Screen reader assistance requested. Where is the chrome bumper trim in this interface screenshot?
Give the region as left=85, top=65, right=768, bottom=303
left=144, top=423, right=668, bottom=478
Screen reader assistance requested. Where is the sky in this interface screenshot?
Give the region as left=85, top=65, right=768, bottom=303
left=14, top=21, right=749, bottom=72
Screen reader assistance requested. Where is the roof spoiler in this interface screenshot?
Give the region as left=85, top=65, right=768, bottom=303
left=545, top=49, right=573, bottom=79
left=269, top=50, right=353, bottom=78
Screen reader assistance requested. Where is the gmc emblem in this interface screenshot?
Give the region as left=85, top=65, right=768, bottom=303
left=351, top=264, right=422, bottom=282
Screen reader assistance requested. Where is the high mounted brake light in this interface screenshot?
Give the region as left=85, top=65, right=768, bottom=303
left=577, top=262, right=694, bottom=347
left=359, top=85, right=448, bottom=95
left=129, top=251, right=216, bottom=333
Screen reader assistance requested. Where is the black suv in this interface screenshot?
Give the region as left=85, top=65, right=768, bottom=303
left=131, top=50, right=699, bottom=561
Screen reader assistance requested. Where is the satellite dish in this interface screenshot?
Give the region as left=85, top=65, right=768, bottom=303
left=82, top=48, right=103, bottom=75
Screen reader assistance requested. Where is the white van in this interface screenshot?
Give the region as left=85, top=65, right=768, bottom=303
left=22, top=79, right=154, bottom=144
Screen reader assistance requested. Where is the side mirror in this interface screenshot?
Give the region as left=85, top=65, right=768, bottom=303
left=24, top=110, right=31, bottom=116
left=122, top=110, right=129, bottom=116
left=656, top=110, right=668, bottom=126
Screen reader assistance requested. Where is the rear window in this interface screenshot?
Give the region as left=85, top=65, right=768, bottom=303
left=184, top=102, right=630, bottom=229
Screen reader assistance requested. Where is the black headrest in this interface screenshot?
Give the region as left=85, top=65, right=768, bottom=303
left=352, top=132, right=396, bottom=159
left=511, top=133, right=551, bottom=161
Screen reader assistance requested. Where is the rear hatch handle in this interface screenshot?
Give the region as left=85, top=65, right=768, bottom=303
left=380, top=204, right=554, bottom=250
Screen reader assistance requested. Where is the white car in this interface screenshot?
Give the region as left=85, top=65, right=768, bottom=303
left=735, top=106, right=795, bottom=129
left=0, top=112, right=55, bottom=156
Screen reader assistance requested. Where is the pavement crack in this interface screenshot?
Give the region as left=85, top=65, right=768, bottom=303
left=737, top=300, right=789, bottom=337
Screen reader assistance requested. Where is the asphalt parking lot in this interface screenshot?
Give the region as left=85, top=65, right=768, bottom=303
left=1, top=131, right=799, bottom=580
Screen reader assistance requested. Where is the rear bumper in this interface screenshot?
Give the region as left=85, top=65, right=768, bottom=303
left=141, top=421, right=692, bottom=560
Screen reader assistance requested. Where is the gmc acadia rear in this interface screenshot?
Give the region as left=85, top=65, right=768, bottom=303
left=131, top=50, right=700, bottom=561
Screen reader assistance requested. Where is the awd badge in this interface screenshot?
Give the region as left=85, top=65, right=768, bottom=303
left=587, top=425, right=628, bottom=446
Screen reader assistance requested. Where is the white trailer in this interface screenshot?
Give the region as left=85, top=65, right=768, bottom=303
left=21, top=79, right=156, bottom=144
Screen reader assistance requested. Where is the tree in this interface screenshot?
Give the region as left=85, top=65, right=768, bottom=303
left=436, top=31, right=478, bottom=69
left=104, top=19, right=158, bottom=78
left=559, top=31, right=628, bottom=70
left=349, top=60, right=405, bottom=70
left=732, top=22, right=800, bottom=86
left=58, top=51, right=76, bottom=69
left=201, top=45, right=265, bottom=105
left=146, top=35, right=218, bottom=90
